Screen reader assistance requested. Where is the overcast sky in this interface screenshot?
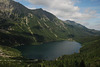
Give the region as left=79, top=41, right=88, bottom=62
left=14, top=0, right=100, bottom=30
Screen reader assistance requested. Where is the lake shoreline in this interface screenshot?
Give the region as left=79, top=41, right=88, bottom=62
left=15, top=40, right=82, bottom=60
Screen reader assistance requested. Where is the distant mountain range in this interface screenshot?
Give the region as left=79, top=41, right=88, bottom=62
left=0, top=0, right=100, bottom=46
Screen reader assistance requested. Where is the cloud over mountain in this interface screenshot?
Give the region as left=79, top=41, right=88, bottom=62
left=15, top=0, right=100, bottom=30
left=25, top=0, right=96, bottom=20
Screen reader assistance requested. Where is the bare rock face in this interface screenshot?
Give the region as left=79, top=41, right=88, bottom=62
left=0, top=0, right=13, bottom=17
left=0, top=0, right=13, bottom=11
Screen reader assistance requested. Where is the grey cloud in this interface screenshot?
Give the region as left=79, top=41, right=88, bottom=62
left=89, top=24, right=100, bottom=30
left=28, top=0, right=51, bottom=6
left=15, top=0, right=100, bottom=30
left=15, top=0, right=98, bottom=20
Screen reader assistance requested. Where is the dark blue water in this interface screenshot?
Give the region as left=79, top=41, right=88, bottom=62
left=16, top=41, right=81, bottom=60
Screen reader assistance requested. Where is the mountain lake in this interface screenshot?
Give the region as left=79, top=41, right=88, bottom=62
left=16, top=41, right=82, bottom=60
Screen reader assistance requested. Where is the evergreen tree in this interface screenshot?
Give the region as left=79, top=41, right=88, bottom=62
left=80, top=60, right=85, bottom=67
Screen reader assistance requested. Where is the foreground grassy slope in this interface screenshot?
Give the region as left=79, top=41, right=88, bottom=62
left=0, top=45, right=22, bottom=60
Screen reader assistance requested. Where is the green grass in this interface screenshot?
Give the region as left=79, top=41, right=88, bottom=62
left=0, top=45, right=21, bottom=57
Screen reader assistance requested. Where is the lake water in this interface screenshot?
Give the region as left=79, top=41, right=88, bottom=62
left=16, top=41, right=81, bottom=60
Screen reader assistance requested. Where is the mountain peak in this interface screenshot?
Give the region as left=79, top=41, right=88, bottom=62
left=66, top=20, right=76, bottom=24
left=65, top=20, right=87, bottom=29
left=36, top=8, right=43, bottom=10
left=32, top=8, right=57, bottom=21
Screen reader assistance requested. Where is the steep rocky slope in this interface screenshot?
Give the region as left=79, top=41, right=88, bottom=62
left=0, top=0, right=100, bottom=46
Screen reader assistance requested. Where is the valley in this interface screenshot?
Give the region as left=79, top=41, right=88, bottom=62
left=0, top=0, right=100, bottom=67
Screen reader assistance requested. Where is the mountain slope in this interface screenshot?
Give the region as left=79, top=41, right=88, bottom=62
left=0, top=0, right=100, bottom=46
left=64, top=20, right=100, bottom=38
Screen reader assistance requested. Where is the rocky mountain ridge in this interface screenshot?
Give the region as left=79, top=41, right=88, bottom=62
left=0, top=0, right=100, bottom=46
